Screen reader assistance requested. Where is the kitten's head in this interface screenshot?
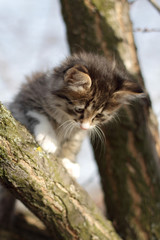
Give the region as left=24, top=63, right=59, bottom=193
left=50, top=53, right=144, bottom=130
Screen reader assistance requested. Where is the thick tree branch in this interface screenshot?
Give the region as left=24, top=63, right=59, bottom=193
left=0, top=103, right=122, bottom=240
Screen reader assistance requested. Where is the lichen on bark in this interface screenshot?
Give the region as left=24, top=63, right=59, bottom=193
left=0, top=103, right=122, bottom=240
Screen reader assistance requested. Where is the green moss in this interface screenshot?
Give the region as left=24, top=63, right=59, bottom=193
left=0, top=103, right=124, bottom=239
left=92, top=0, right=114, bottom=12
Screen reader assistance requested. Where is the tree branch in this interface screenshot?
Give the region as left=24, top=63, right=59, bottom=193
left=133, top=27, right=160, bottom=32
left=0, top=103, right=122, bottom=240
left=148, top=0, right=160, bottom=13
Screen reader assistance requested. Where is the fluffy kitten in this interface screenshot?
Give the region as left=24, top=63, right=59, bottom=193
left=9, top=52, right=144, bottom=177
left=0, top=52, right=144, bottom=226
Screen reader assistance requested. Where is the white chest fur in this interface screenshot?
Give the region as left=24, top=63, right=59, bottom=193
left=26, top=111, right=80, bottom=178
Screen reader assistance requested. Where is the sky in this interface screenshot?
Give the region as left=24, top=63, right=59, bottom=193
left=0, top=0, right=159, bottom=210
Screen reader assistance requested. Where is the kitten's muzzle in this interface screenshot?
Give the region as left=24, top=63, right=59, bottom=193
left=80, top=121, right=91, bottom=130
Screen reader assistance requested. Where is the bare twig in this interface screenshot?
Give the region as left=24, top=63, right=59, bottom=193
left=134, top=27, right=160, bottom=32
left=148, top=0, right=160, bottom=13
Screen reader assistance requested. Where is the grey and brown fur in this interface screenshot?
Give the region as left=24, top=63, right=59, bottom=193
left=0, top=52, right=144, bottom=226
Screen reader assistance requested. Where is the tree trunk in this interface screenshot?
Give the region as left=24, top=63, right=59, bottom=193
left=60, top=0, right=160, bottom=239
left=0, top=103, right=122, bottom=240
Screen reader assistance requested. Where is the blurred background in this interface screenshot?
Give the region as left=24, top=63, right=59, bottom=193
left=0, top=0, right=160, bottom=211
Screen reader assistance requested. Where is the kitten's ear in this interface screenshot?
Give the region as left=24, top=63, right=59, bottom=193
left=113, top=78, right=145, bottom=103
left=64, top=65, right=91, bottom=92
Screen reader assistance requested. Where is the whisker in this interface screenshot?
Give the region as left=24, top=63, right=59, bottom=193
left=90, top=126, right=106, bottom=156
left=67, top=121, right=77, bottom=137
left=96, top=125, right=106, bottom=144
left=63, top=121, right=75, bottom=139
left=57, top=120, right=75, bottom=139
left=89, top=128, right=96, bottom=145
left=57, top=120, right=73, bottom=130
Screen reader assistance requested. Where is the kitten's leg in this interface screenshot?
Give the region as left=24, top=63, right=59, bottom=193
left=0, top=184, right=16, bottom=228
left=59, top=131, right=86, bottom=179
left=27, top=111, right=83, bottom=179
left=27, top=111, right=80, bottom=177
left=26, top=111, right=58, bottom=154
left=62, top=158, right=80, bottom=179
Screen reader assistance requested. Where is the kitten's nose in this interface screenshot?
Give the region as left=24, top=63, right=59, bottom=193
left=80, top=121, right=90, bottom=130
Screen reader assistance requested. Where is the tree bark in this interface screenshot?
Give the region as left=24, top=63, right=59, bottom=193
left=60, top=0, right=160, bottom=239
left=0, top=103, right=122, bottom=240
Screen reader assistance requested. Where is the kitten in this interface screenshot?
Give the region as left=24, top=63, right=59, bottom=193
left=9, top=52, right=144, bottom=178
left=0, top=52, right=144, bottom=226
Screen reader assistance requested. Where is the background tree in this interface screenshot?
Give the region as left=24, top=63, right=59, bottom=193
left=0, top=0, right=160, bottom=239
left=60, top=0, right=160, bottom=239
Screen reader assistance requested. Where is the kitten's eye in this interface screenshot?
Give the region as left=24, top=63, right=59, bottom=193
left=68, top=100, right=73, bottom=105
left=96, top=113, right=103, bottom=118
left=74, top=107, right=84, bottom=113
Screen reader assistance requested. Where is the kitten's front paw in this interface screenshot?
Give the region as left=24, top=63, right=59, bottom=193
left=62, top=158, right=80, bottom=179
left=27, top=111, right=57, bottom=154
left=36, top=132, right=57, bottom=153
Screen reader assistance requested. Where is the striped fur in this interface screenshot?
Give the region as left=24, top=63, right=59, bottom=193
left=0, top=52, right=144, bottom=226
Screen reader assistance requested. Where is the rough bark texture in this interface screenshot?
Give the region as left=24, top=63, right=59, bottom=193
left=0, top=103, right=122, bottom=240
left=60, top=0, right=142, bottom=81
left=60, top=0, right=160, bottom=239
